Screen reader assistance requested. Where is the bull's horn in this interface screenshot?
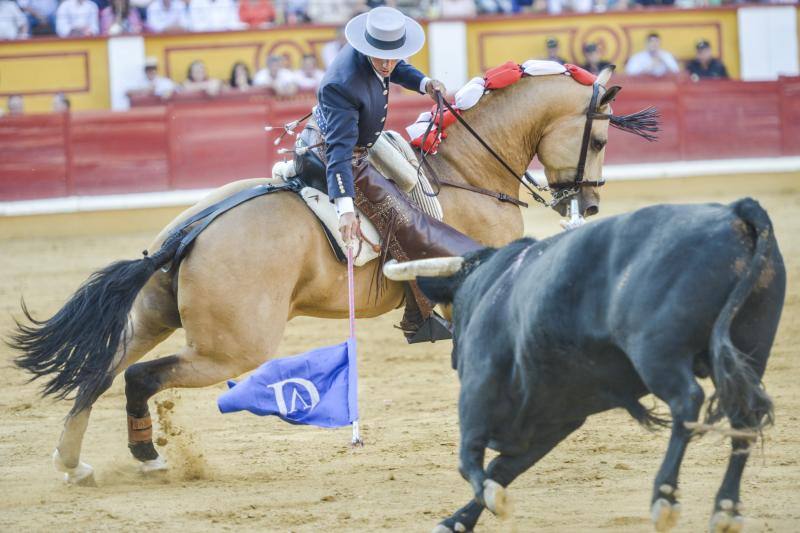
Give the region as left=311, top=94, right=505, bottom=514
left=383, top=257, right=464, bottom=281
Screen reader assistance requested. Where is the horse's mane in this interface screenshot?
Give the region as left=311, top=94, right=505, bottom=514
left=609, top=107, right=660, bottom=142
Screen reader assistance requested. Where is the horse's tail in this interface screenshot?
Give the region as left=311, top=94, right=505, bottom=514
left=9, top=231, right=183, bottom=413
left=706, top=198, right=775, bottom=432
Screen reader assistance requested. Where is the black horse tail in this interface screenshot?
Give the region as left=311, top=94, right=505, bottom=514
left=9, top=231, right=184, bottom=414
left=706, top=198, right=775, bottom=432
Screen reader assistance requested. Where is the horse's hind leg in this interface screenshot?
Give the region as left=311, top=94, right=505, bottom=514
left=54, top=282, right=177, bottom=484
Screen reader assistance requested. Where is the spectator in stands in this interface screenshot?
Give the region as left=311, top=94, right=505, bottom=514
left=686, top=39, right=728, bottom=80
left=283, top=0, right=310, bottom=23
left=307, top=0, right=361, bottom=24
left=321, top=27, right=346, bottom=69
left=188, top=0, right=243, bottom=32
left=139, top=57, right=176, bottom=98
left=100, top=0, right=143, bottom=34
left=52, top=92, right=71, bottom=112
left=146, top=0, right=188, bottom=32
left=441, top=0, right=476, bottom=17
left=182, top=59, right=222, bottom=95
left=294, top=54, right=324, bottom=92
left=581, top=43, right=610, bottom=75
left=238, top=0, right=274, bottom=27
left=625, top=33, right=679, bottom=77
left=476, top=0, right=511, bottom=14
left=253, top=54, right=297, bottom=96
left=18, top=0, right=57, bottom=35
left=545, top=38, right=567, bottom=64
left=55, top=0, right=99, bottom=37
left=0, top=0, right=29, bottom=39
left=6, top=94, right=24, bottom=116
left=228, top=61, right=252, bottom=91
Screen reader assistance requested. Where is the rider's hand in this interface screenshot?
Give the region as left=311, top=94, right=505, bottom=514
left=338, top=212, right=359, bottom=245
left=425, top=79, right=447, bottom=99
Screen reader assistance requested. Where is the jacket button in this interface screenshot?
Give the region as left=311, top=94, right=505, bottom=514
left=382, top=90, right=388, bottom=95
left=375, top=131, right=381, bottom=136
left=384, top=104, right=387, bottom=109
left=367, top=142, right=373, bottom=147
left=381, top=117, right=385, bottom=122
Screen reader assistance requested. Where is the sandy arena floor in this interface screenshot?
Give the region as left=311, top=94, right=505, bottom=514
left=0, top=174, right=798, bottom=532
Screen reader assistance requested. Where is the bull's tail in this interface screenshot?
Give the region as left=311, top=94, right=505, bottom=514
left=706, top=198, right=775, bottom=431
left=9, top=231, right=183, bottom=414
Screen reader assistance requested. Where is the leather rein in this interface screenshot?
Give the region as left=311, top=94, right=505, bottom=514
left=417, top=83, right=608, bottom=209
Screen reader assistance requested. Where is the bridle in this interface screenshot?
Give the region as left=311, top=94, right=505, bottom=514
left=420, top=81, right=610, bottom=209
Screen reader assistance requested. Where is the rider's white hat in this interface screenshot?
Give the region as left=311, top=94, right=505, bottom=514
left=344, top=7, right=425, bottom=60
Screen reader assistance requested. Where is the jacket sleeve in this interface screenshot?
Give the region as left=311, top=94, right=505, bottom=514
left=390, top=60, right=427, bottom=93
left=319, top=82, right=359, bottom=200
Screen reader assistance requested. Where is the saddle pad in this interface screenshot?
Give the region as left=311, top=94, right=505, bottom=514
left=299, top=187, right=382, bottom=267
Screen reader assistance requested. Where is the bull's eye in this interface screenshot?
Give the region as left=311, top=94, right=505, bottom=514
left=592, top=138, right=607, bottom=151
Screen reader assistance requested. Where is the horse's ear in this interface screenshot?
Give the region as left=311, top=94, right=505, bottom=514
left=596, top=65, right=615, bottom=86
left=599, top=86, right=622, bottom=108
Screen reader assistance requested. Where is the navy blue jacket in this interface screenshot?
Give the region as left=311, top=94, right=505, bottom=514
left=316, top=44, right=427, bottom=200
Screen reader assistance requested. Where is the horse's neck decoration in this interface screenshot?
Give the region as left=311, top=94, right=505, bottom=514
left=407, top=60, right=598, bottom=152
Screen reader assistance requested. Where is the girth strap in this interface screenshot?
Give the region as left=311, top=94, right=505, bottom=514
left=164, top=178, right=304, bottom=270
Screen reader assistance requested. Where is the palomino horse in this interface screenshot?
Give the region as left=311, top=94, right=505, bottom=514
left=12, top=67, right=646, bottom=484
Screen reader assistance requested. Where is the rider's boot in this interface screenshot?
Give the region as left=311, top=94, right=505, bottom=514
left=353, top=162, right=481, bottom=342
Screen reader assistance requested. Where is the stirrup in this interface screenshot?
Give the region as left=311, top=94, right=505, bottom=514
left=406, top=313, right=453, bottom=344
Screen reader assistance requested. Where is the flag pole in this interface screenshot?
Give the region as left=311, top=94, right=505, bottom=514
left=346, top=244, right=363, bottom=446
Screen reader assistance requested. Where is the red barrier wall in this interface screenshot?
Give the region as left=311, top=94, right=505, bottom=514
left=2, top=77, right=799, bottom=202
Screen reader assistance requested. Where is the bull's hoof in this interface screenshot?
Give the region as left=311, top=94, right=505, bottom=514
left=483, top=479, right=511, bottom=520
left=651, top=498, right=681, bottom=532
left=432, top=521, right=469, bottom=533
left=709, top=500, right=744, bottom=533
left=139, top=455, right=168, bottom=474
left=52, top=449, right=96, bottom=486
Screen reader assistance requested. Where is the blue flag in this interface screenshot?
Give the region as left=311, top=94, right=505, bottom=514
left=218, top=337, right=358, bottom=428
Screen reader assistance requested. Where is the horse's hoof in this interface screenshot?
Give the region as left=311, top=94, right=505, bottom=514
left=709, top=500, right=744, bottom=533
left=52, top=449, right=96, bottom=486
left=651, top=497, right=681, bottom=532
left=483, top=479, right=511, bottom=520
left=139, top=455, right=168, bottom=474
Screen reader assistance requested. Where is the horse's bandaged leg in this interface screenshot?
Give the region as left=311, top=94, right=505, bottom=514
left=128, top=413, right=153, bottom=443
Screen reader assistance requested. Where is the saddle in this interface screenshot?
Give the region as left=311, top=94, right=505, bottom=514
left=284, top=127, right=445, bottom=266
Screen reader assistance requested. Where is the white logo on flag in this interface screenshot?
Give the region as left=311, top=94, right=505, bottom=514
left=267, top=378, right=321, bottom=416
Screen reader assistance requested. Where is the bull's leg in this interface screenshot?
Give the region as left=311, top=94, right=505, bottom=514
left=708, top=425, right=750, bottom=533
left=633, top=358, right=704, bottom=532
left=436, top=420, right=584, bottom=532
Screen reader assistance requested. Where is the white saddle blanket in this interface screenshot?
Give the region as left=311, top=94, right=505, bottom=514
left=273, top=130, right=444, bottom=267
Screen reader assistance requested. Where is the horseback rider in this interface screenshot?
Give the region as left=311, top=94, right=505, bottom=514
left=298, top=6, right=480, bottom=341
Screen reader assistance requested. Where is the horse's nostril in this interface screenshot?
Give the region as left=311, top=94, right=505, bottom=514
left=584, top=205, right=599, bottom=217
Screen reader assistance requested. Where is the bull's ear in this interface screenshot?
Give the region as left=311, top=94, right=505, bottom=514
left=596, top=65, right=615, bottom=87
left=599, top=85, right=621, bottom=108
left=417, top=276, right=460, bottom=305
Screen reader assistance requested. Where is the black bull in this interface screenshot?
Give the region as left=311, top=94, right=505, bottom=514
left=414, top=199, right=785, bottom=533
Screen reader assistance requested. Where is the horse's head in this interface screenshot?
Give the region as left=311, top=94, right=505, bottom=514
left=536, top=67, right=616, bottom=218
left=536, top=66, right=658, bottom=218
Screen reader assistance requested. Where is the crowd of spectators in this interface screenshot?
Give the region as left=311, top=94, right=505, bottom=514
left=125, top=52, right=325, bottom=104
left=1, top=0, right=794, bottom=40
left=539, top=33, right=729, bottom=79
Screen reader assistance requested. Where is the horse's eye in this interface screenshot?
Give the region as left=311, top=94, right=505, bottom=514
left=592, top=138, right=607, bottom=151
